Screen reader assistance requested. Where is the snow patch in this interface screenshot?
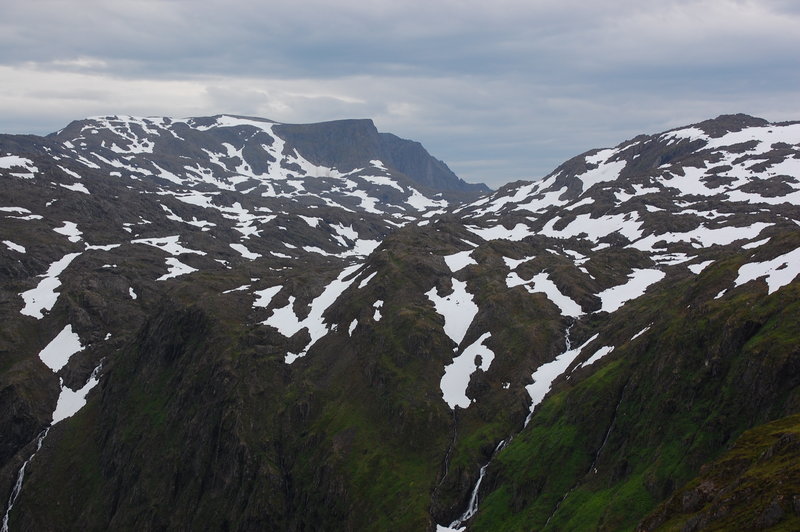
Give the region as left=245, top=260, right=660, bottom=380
left=426, top=279, right=479, bottom=346
left=157, top=258, right=198, bottom=280
left=58, top=166, right=82, bottom=179
left=361, top=174, right=404, bottom=192
left=132, top=235, right=206, bottom=256
left=53, top=221, right=82, bottom=243
left=503, top=255, right=535, bottom=270
left=581, top=345, right=615, bottom=367
left=59, top=182, right=90, bottom=194
left=84, top=243, right=121, bottom=251
left=3, top=240, right=25, bottom=253
left=507, top=272, right=583, bottom=317
left=526, top=333, right=599, bottom=420
left=631, top=326, right=651, bottom=341
left=222, top=284, right=251, bottom=294
left=437, top=525, right=465, bottom=532
left=20, top=253, right=82, bottom=318
left=661, top=127, right=708, bottom=143
left=253, top=285, right=282, bottom=308
left=0, top=155, right=38, bottom=177
left=688, top=260, right=714, bottom=274
left=298, top=215, right=321, bottom=228
left=52, top=365, right=102, bottom=424
left=465, top=223, right=536, bottom=242
left=406, top=188, right=448, bottom=211
left=440, top=332, right=494, bottom=409
left=444, top=250, right=477, bottom=272
left=631, top=223, right=772, bottom=251
left=742, top=237, right=771, bottom=250
left=515, top=187, right=569, bottom=213
left=358, top=272, right=377, bottom=289
left=38, top=324, right=84, bottom=372
left=541, top=212, right=643, bottom=242
left=267, top=265, right=362, bottom=363
left=576, top=159, right=626, bottom=193
left=339, top=238, right=381, bottom=258
left=265, top=296, right=303, bottom=337
left=597, top=269, right=666, bottom=313
left=161, top=205, right=216, bottom=230
left=734, top=247, right=800, bottom=295
left=230, top=242, right=261, bottom=260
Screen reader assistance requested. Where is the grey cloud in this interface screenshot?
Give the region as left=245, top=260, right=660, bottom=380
left=0, top=0, right=798, bottom=187
left=4, top=1, right=797, bottom=78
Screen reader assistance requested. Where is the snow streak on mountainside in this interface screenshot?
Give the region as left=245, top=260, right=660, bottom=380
left=1, top=113, right=799, bottom=532
left=449, top=116, right=800, bottom=325
left=48, top=114, right=481, bottom=217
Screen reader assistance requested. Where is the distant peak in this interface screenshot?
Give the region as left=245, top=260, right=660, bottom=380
left=692, top=113, right=770, bottom=137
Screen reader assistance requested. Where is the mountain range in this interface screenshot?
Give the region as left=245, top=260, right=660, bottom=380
left=1, top=112, right=799, bottom=531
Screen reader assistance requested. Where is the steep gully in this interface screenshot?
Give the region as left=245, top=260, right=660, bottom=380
left=438, top=323, right=577, bottom=531
left=1, top=428, right=49, bottom=532
left=1, top=362, right=104, bottom=531
left=542, top=378, right=632, bottom=528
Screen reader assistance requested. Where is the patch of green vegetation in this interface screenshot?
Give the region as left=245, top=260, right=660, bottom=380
left=298, top=381, right=446, bottom=531
left=449, top=420, right=505, bottom=471
left=549, top=472, right=654, bottom=531
left=645, top=414, right=800, bottom=531
left=471, top=393, right=596, bottom=531
left=469, top=248, right=800, bottom=531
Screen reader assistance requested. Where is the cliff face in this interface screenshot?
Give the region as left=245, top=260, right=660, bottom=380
left=1, top=114, right=800, bottom=531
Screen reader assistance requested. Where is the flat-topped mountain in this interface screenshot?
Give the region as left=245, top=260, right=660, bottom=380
left=49, top=114, right=488, bottom=209
left=1, top=114, right=799, bottom=531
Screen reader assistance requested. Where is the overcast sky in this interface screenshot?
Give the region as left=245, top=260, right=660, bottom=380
left=1, top=0, right=798, bottom=188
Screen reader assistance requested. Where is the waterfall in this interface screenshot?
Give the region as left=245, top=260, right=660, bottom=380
left=1, top=428, right=50, bottom=532
left=442, top=439, right=507, bottom=531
